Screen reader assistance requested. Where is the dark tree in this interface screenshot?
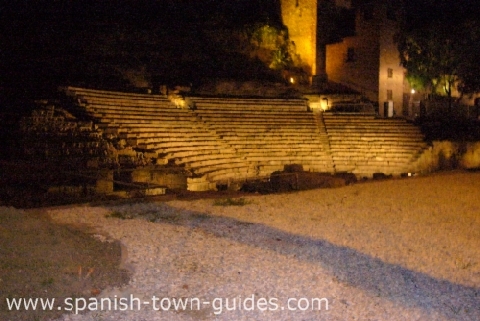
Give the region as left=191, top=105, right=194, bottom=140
left=397, top=1, right=480, bottom=109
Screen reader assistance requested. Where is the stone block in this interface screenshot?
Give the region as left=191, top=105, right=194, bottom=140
left=96, top=170, right=113, bottom=194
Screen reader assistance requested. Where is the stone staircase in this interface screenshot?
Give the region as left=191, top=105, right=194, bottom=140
left=313, top=110, right=335, bottom=171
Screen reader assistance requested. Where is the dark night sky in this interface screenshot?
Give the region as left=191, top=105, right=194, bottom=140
left=0, top=0, right=478, bottom=98
left=403, top=0, right=478, bottom=28
left=0, top=1, right=284, bottom=95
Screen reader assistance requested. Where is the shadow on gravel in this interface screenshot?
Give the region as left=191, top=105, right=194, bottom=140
left=106, top=202, right=480, bottom=320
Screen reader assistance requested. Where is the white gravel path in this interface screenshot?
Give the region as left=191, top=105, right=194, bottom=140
left=48, top=171, right=480, bottom=321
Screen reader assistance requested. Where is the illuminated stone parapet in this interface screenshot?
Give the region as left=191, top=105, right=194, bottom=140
left=280, top=0, right=318, bottom=78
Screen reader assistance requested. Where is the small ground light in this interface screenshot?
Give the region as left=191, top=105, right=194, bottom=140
left=290, top=77, right=295, bottom=84
left=411, top=89, right=415, bottom=94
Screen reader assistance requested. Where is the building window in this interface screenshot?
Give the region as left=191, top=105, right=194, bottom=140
left=387, top=90, right=393, bottom=100
left=387, top=68, right=393, bottom=78
left=346, top=47, right=356, bottom=62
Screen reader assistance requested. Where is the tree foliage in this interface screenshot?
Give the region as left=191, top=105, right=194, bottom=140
left=397, top=23, right=459, bottom=97
left=397, top=1, right=480, bottom=99
left=455, top=20, right=480, bottom=95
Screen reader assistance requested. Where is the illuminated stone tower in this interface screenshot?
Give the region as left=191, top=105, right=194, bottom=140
left=280, top=0, right=351, bottom=85
left=280, top=0, right=318, bottom=81
left=281, top=0, right=406, bottom=116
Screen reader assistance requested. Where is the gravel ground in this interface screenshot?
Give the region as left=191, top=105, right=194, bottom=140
left=47, top=171, right=480, bottom=321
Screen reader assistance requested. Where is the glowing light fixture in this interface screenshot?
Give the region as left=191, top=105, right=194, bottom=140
left=411, top=89, right=416, bottom=94
left=289, top=77, right=295, bottom=84
left=321, top=97, right=329, bottom=111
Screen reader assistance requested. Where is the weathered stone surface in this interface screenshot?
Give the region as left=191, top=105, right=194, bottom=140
left=19, top=88, right=435, bottom=195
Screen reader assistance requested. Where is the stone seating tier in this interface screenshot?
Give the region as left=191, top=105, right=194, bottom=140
left=210, top=125, right=320, bottom=131
left=325, top=121, right=420, bottom=131
left=94, top=115, right=198, bottom=124
left=195, top=109, right=312, bottom=116
left=323, top=113, right=427, bottom=176
left=326, top=127, right=423, bottom=134
left=108, top=122, right=208, bottom=131
left=198, top=115, right=315, bottom=123
left=329, top=150, right=426, bottom=158
left=78, top=98, right=176, bottom=108
left=232, top=144, right=330, bottom=152
left=126, top=134, right=221, bottom=145
left=324, top=122, right=423, bottom=129
left=328, top=139, right=427, bottom=146
left=138, top=140, right=227, bottom=150
left=330, top=150, right=419, bottom=159
left=85, top=105, right=190, bottom=114
left=195, top=108, right=312, bottom=115
left=323, top=113, right=375, bottom=118
left=324, top=121, right=422, bottom=127
left=62, top=88, right=429, bottom=191
left=332, top=159, right=415, bottom=166
left=99, top=125, right=209, bottom=136
left=235, top=145, right=329, bottom=152
left=181, top=157, right=251, bottom=170
left=329, top=132, right=422, bottom=139
left=161, top=147, right=226, bottom=159
left=324, top=117, right=416, bottom=122
left=328, top=139, right=425, bottom=145
left=325, top=123, right=421, bottom=131
left=218, top=131, right=325, bottom=138
left=193, top=96, right=305, bottom=101
left=328, top=139, right=424, bottom=146
left=90, top=113, right=194, bottom=124
left=331, top=155, right=414, bottom=163
left=198, top=116, right=315, bottom=124
left=325, top=130, right=424, bottom=137
left=246, top=155, right=332, bottom=163
left=97, top=118, right=318, bottom=128
left=328, top=143, right=425, bottom=153
left=97, top=123, right=205, bottom=133
left=246, top=152, right=331, bottom=161
left=209, top=136, right=330, bottom=150
left=65, top=86, right=169, bottom=100
left=194, top=102, right=335, bottom=177
left=124, top=132, right=216, bottom=142
left=131, top=136, right=224, bottom=145
left=191, top=97, right=307, bottom=105
left=193, top=103, right=307, bottom=113
left=173, top=148, right=239, bottom=161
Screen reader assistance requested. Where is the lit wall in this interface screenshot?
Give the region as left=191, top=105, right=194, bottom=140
left=326, top=2, right=406, bottom=116
left=377, top=9, right=405, bottom=117
left=280, top=0, right=318, bottom=77
left=326, top=12, right=380, bottom=102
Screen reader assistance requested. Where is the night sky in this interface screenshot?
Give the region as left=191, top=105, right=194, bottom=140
left=0, top=0, right=478, bottom=99
left=0, top=1, right=284, bottom=97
